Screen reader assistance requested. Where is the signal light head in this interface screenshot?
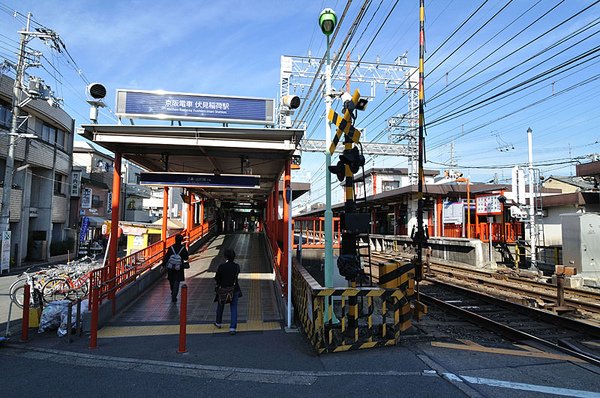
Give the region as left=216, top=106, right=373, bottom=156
left=328, top=161, right=345, bottom=182
left=340, top=146, right=365, bottom=174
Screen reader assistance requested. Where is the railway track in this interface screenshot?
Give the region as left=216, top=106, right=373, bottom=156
left=362, top=250, right=600, bottom=366
left=366, top=251, right=600, bottom=319
left=419, top=279, right=600, bottom=367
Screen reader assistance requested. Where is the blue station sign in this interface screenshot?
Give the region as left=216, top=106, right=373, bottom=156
left=116, top=89, right=274, bottom=125
left=139, top=172, right=261, bottom=189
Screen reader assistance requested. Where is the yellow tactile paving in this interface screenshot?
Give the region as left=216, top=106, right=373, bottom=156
left=248, top=278, right=261, bottom=321
left=98, top=321, right=281, bottom=338
left=431, top=341, right=584, bottom=362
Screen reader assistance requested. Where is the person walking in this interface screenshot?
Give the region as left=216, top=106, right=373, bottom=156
left=214, top=248, right=242, bottom=335
left=162, top=234, right=189, bottom=303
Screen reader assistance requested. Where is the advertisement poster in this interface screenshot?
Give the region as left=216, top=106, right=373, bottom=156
left=79, top=216, right=90, bottom=243
left=81, top=188, right=92, bottom=209
left=1, top=231, right=11, bottom=273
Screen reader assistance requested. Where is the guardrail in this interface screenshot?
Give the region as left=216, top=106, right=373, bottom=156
left=293, top=217, right=341, bottom=249
left=292, top=260, right=415, bottom=354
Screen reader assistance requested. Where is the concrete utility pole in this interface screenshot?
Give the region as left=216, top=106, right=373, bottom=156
left=1, top=14, right=60, bottom=272
left=0, top=14, right=31, bottom=233
left=527, top=127, right=537, bottom=269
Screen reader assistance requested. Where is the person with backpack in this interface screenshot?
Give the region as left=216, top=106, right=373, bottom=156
left=162, top=234, right=189, bottom=303
left=214, top=248, right=242, bottom=335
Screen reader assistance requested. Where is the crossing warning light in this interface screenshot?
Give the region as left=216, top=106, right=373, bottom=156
left=328, top=161, right=345, bottom=182
left=339, top=146, right=365, bottom=174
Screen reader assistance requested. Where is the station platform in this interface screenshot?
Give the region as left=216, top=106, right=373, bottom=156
left=98, top=232, right=283, bottom=338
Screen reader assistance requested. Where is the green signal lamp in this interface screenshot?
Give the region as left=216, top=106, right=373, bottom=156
left=319, top=8, right=337, bottom=36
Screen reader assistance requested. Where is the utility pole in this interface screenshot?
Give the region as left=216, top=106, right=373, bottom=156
left=0, top=13, right=61, bottom=271
left=527, top=127, right=537, bottom=269
left=0, top=14, right=31, bottom=233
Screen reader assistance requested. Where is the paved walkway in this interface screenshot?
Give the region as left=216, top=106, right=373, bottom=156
left=98, top=232, right=282, bottom=337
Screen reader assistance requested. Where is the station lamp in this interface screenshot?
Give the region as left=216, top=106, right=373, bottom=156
left=319, top=8, right=337, bottom=36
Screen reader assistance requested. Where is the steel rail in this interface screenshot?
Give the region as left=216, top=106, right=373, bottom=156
left=420, top=281, right=600, bottom=368
left=368, top=252, right=600, bottom=315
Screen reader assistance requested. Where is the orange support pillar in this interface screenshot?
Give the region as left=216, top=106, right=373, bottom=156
left=186, top=191, right=193, bottom=236
left=162, top=186, right=169, bottom=245
left=274, top=188, right=279, bottom=251
left=198, top=198, right=204, bottom=228
left=436, top=196, right=443, bottom=237
left=282, top=160, right=291, bottom=282
left=108, top=151, right=122, bottom=314
left=266, top=195, right=270, bottom=227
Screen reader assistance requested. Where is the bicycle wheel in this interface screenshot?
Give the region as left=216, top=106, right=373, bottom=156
left=42, top=278, right=71, bottom=303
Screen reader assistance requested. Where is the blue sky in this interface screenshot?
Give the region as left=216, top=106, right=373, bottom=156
left=1, top=1, right=599, bottom=209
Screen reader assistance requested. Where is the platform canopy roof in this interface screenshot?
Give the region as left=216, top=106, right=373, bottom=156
left=79, top=124, right=304, bottom=207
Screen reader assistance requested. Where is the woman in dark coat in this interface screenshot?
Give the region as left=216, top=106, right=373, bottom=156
left=162, top=234, right=189, bottom=302
left=214, top=248, right=242, bottom=334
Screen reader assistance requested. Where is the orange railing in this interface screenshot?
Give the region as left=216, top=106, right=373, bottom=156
left=438, top=223, right=521, bottom=243
left=293, top=216, right=341, bottom=249
left=89, top=222, right=215, bottom=308
left=263, top=222, right=284, bottom=291
left=475, top=222, right=522, bottom=243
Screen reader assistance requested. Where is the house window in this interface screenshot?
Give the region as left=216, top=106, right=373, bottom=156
left=42, top=123, right=59, bottom=144
left=56, top=129, right=65, bottom=149
left=54, top=173, right=65, bottom=195
left=382, top=181, right=400, bottom=191
left=92, top=194, right=103, bottom=208
left=0, top=103, right=10, bottom=128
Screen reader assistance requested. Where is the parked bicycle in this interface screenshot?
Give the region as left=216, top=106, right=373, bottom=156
left=9, top=267, right=58, bottom=308
left=42, top=270, right=91, bottom=302
left=9, top=257, right=102, bottom=307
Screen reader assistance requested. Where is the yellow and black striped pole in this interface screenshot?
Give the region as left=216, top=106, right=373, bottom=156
left=343, top=123, right=359, bottom=340
left=413, top=0, right=427, bottom=322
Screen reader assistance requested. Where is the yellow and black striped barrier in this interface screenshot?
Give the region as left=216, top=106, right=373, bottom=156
left=292, top=259, right=420, bottom=354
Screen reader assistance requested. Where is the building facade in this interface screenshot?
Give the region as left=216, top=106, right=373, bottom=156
left=1, top=74, right=75, bottom=266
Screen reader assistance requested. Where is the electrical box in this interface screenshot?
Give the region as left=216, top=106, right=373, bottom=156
left=560, top=213, right=600, bottom=281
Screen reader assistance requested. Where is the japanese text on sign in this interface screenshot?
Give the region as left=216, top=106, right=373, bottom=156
left=476, top=195, right=502, bottom=215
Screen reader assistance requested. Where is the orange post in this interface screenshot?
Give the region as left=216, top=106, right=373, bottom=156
left=177, top=283, right=188, bottom=353
left=162, top=186, right=169, bottom=244
left=89, top=286, right=100, bottom=349
left=20, top=283, right=30, bottom=342
left=456, top=177, right=471, bottom=238
left=109, top=152, right=122, bottom=314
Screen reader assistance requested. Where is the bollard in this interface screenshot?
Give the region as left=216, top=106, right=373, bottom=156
left=21, top=283, right=30, bottom=342
left=177, top=283, right=188, bottom=353
left=76, top=300, right=82, bottom=336
left=89, top=286, right=100, bottom=349
left=67, top=302, right=73, bottom=344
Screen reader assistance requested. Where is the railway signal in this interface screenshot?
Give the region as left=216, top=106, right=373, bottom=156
left=327, top=89, right=369, bottom=332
